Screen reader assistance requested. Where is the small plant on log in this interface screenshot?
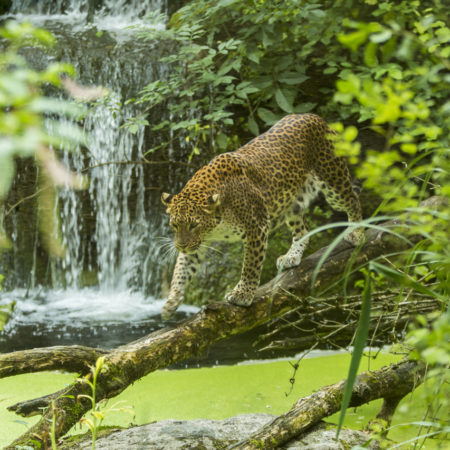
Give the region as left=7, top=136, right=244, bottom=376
left=77, top=357, right=135, bottom=450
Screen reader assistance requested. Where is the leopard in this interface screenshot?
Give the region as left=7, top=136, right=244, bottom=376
left=160, top=113, right=363, bottom=320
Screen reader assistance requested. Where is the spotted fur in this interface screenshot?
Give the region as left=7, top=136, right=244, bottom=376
left=161, top=114, right=362, bottom=319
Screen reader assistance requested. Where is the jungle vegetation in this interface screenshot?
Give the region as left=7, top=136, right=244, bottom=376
left=0, top=0, right=448, bottom=447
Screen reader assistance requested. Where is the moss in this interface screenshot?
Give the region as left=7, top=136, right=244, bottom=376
left=59, top=426, right=125, bottom=448
left=249, top=439, right=266, bottom=448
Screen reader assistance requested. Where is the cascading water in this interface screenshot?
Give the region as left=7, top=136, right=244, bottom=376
left=0, top=0, right=200, bottom=352
left=8, top=0, right=167, bottom=30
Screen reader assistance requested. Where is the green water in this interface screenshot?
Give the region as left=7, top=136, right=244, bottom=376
left=0, top=352, right=447, bottom=448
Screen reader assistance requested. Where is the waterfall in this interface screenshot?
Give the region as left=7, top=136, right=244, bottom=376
left=55, top=91, right=150, bottom=292
left=9, top=0, right=167, bottom=29
left=0, top=0, right=196, bottom=345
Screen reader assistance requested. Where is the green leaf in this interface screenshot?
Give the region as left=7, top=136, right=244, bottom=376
left=248, top=116, right=259, bottom=136
left=370, top=262, right=440, bottom=299
left=128, top=123, right=139, bottom=134
left=257, top=108, right=279, bottom=125
left=45, top=120, right=86, bottom=150
left=261, top=29, right=273, bottom=48
left=29, top=97, right=84, bottom=118
left=278, top=72, right=309, bottom=85
left=343, top=126, right=358, bottom=141
left=364, top=41, right=378, bottom=67
left=336, top=74, right=361, bottom=94
left=247, top=51, right=260, bottom=64
left=275, top=88, right=294, bottom=113
left=0, top=73, right=29, bottom=100
left=338, top=30, right=369, bottom=52
left=217, top=61, right=234, bottom=77
left=336, top=270, right=372, bottom=439
left=236, top=86, right=259, bottom=99
left=251, top=76, right=272, bottom=89
left=370, top=29, right=392, bottom=43
left=216, top=133, right=228, bottom=150
left=294, top=102, right=317, bottom=114
left=217, top=0, right=238, bottom=7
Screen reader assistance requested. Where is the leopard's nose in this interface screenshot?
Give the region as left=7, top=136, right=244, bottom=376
left=175, top=240, right=198, bottom=254
left=175, top=243, right=187, bottom=253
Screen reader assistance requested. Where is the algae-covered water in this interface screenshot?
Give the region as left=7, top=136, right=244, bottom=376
left=1, top=352, right=447, bottom=448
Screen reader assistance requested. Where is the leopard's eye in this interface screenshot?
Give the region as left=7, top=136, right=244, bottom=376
left=189, top=222, right=199, bottom=230
left=170, top=221, right=178, bottom=230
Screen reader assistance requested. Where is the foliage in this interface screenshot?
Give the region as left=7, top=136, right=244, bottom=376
left=0, top=299, right=15, bottom=332
left=330, top=4, right=449, bottom=443
left=336, top=270, right=372, bottom=437
left=128, top=0, right=361, bottom=156
left=407, top=311, right=450, bottom=366
left=77, top=357, right=134, bottom=450
left=0, top=21, right=90, bottom=254
left=132, top=1, right=448, bottom=160
left=401, top=311, right=450, bottom=446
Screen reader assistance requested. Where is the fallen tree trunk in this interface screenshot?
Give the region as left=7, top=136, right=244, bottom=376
left=0, top=345, right=109, bottom=378
left=1, top=197, right=444, bottom=448
left=231, top=359, right=426, bottom=449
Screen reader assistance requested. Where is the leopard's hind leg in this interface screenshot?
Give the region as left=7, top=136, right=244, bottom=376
left=276, top=208, right=310, bottom=269
left=314, top=156, right=363, bottom=245
left=276, top=177, right=320, bottom=270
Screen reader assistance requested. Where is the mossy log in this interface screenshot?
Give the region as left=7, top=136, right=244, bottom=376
left=1, top=197, right=444, bottom=448
left=231, top=359, right=425, bottom=449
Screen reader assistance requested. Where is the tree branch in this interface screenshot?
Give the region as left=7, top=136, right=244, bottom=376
left=0, top=345, right=109, bottom=378
left=231, top=359, right=425, bottom=449
left=256, top=293, right=440, bottom=352
left=8, top=388, right=70, bottom=417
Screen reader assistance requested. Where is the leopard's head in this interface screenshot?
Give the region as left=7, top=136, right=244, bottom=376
left=161, top=191, right=221, bottom=253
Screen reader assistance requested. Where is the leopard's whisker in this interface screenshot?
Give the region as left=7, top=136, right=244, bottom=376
left=199, top=243, right=223, bottom=255
left=167, top=247, right=178, bottom=261
left=154, top=236, right=172, bottom=242
left=158, top=241, right=178, bottom=261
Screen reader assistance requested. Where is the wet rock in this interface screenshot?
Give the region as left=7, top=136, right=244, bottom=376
left=71, top=414, right=379, bottom=449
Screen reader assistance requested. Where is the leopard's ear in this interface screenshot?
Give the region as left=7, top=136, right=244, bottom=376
left=202, top=193, right=221, bottom=214
left=161, top=192, right=174, bottom=206
left=161, top=192, right=175, bottom=213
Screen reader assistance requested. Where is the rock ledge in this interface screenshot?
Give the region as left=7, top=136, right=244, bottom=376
left=70, top=414, right=379, bottom=449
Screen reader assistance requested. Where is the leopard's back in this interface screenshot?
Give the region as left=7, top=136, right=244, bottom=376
left=229, top=114, right=346, bottom=215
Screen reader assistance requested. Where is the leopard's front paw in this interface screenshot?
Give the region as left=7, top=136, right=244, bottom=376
left=276, top=253, right=302, bottom=270
left=161, top=289, right=183, bottom=320
left=344, top=228, right=364, bottom=246
left=225, top=284, right=254, bottom=307
left=161, top=304, right=175, bottom=321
